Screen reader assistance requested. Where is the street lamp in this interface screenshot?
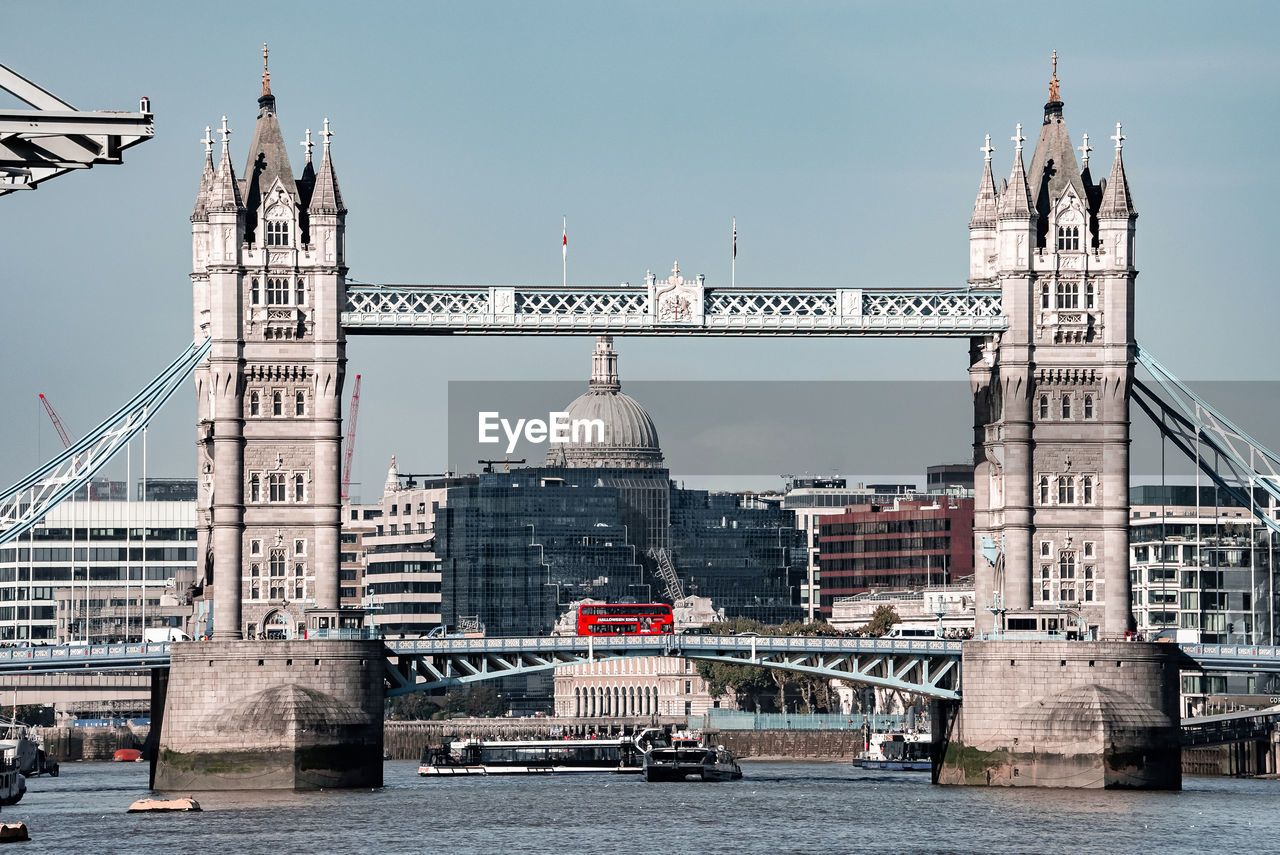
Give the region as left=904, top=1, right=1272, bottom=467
left=933, top=600, right=949, bottom=638
left=986, top=591, right=1006, bottom=640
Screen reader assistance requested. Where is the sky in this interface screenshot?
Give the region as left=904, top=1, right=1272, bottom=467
left=2, top=0, right=1278, bottom=498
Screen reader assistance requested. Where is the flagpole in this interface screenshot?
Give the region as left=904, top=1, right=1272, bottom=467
left=562, top=216, right=567, bottom=288
left=731, top=217, right=737, bottom=288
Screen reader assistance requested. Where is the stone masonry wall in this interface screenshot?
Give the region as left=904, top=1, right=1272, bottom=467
left=937, top=640, right=1181, bottom=789
left=154, top=639, right=384, bottom=790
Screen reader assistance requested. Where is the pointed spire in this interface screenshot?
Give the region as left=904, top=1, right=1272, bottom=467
left=1078, top=132, right=1091, bottom=169
left=998, top=124, right=1033, bottom=220
left=1098, top=122, right=1137, bottom=219
left=300, top=127, right=314, bottom=164
left=969, top=134, right=999, bottom=229
left=1048, top=50, right=1060, bottom=104
left=308, top=117, right=346, bottom=215
left=192, top=125, right=216, bottom=221
left=207, top=116, right=244, bottom=212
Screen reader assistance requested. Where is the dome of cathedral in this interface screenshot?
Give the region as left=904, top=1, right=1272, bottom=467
left=547, top=337, right=664, bottom=469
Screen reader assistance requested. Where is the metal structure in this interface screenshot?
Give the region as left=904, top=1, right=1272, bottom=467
left=1133, top=344, right=1280, bottom=536
left=383, top=635, right=964, bottom=698
left=340, top=373, right=362, bottom=500
left=0, top=62, right=154, bottom=195
left=342, top=282, right=1006, bottom=337
left=38, top=394, right=73, bottom=449
left=0, top=339, right=211, bottom=546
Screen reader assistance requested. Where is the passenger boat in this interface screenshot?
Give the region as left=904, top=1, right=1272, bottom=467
left=0, top=718, right=58, bottom=778
left=418, top=736, right=644, bottom=776
left=0, top=761, right=25, bottom=806
left=641, top=733, right=742, bottom=782
left=852, top=732, right=932, bottom=772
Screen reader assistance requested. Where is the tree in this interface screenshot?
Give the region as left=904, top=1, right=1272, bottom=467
left=858, top=605, right=900, bottom=637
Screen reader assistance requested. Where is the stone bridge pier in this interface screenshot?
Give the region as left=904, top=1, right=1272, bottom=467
left=152, top=640, right=384, bottom=791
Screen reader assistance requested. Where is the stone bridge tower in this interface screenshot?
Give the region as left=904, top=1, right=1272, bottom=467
left=190, top=53, right=352, bottom=640
left=968, top=61, right=1138, bottom=638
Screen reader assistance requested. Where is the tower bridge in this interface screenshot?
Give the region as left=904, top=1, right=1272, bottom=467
left=6, top=53, right=1279, bottom=791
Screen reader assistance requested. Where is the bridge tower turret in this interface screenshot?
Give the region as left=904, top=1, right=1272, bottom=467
left=971, top=60, right=1136, bottom=638
left=192, top=50, right=352, bottom=640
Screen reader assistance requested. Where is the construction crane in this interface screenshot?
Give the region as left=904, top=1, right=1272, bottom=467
left=38, top=393, right=72, bottom=449
left=340, top=374, right=362, bottom=500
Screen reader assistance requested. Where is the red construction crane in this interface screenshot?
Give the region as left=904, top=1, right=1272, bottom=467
left=39, top=393, right=73, bottom=449
left=340, top=374, right=362, bottom=500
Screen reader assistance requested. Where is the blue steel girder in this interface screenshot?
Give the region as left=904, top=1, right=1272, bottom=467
left=341, top=284, right=1005, bottom=337
left=382, top=635, right=963, bottom=699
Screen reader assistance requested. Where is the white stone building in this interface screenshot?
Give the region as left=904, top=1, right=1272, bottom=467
left=553, top=655, right=722, bottom=718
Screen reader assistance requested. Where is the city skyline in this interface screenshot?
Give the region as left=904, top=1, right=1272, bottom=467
left=3, top=0, right=1278, bottom=496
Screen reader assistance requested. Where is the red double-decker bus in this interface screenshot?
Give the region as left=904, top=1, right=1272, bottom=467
left=576, top=604, right=674, bottom=636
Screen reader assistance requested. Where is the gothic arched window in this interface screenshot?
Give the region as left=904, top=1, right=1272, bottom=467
left=249, top=474, right=261, bottom=503
left=1059, top=550, right=1076, bottom=579
left=1057, top=225, right=1080, bottom=251
left=269, top=550, right=285, bottom=577
left=1061, top=395, right=1072, bottom=419
left=1083, top=395, right=1094, bottom=419
left=1082, top=475, right=1094, bottom=504
left=268, top=473, right=285, bottom=502
left=250, top=278, right=260, bottom=305
left=249, top=391, right=260, bottom=417
left=1039, top=476, right=1050, bottom=505
left=266, top=220, right=290, bottom=247
left=1039, top=395, right=1050, bottom=419
left=296, top=278, right=305, bottom=305
left=293, top=473, right=305, bottom=502
left=267, top=277, right=289, bottom=306
left=1057, top=476, right=1075, bottom=504
left=272, top=391, right=283, bottom=416
left=295, top=391, right=305, bottom=416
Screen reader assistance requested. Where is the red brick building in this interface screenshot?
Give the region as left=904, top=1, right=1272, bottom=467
left=816, top=497, right=974, bottom=618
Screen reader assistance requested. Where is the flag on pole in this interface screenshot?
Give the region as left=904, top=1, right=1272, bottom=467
left=562, top=218, right=567, bottom=260
left=732, top=218, right=737, bottom=260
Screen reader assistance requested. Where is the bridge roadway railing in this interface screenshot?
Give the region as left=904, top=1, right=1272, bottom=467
left=6, top=638, right=1280, bottom=695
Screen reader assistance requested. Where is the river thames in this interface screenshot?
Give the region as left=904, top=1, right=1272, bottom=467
left=8, top=761, right=1280, bottom=854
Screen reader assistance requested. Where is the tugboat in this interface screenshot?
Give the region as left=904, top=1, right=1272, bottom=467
left=640, top=731, right=742, bottom=782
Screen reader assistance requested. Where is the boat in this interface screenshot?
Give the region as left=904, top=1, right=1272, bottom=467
left=641, top=732, right=742, bottom=782
left=852, top=731, right=932, bottom=772
left=113, top=748, right=143, bottom=762
left=0, top=761, right=25, bottom=806
left=418, top=736, right=644, bottom=776
left=0, top=718, right=58, bottom=778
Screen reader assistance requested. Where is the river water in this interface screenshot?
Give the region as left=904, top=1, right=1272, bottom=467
left=8, top=761, right=1280, bottom=854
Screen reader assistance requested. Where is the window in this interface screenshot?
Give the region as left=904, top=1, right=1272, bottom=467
left=1039, top=476, right=1050, bottom=505
left=1085, top=283, right=1095, bottom=309
left=295, top=278, right=305, bottom=305
left=251, top=539, right=263, bottom=556
left=1041, top=541, right=1052, bottom=558
left=270, top=550, right=285, bottom=577
left=1083, top=541, right=1095, bottom=559
left=295, top=392, right=305, bottom=416
left=250, top=562, right=260, bottom=578
left=1041, top=565, right=1050, bottom=580
left=249, top=474, right=261, bottom=503
left=294, top=584, right=303, bottom=600
left=251, top=585, right=259, bottom=600
left=1039, top=395, right=1049, bottom=419
left=294, top=473, right=306, bottom=503
left=1056, top=225, right=1080, bottom=251
left=1056, top=281, right=1079, bottom=309
left=294, top=563, right=304, bottom=577
left=268, top=473, right=286, bottom=502
left=267, top=277, right=289, bottom=305
left=1059, top=550, right=1077, bottom=579
left=1057, top=476, right=1075, bottom=504
left=1040, top=282, right=1050, bottom=310
left=266, top=220, right=289, bottom=246
left=294, top=539, right=305, bottom=556
left=1082, top=475, right=1094, bottom=505
left=1083, top=395, right=1094, bottom=419
left=1061, top=395, right=1072, bottom=419
left=249, top=391, right=260, bottom=417
left=272, top=391, right=283, bottom=417
left=250, top=278, right=260, bottom=305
